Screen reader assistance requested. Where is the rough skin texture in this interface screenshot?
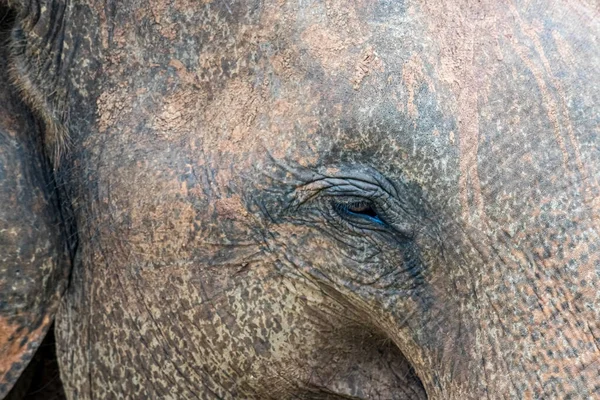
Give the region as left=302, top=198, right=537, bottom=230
left=2, top=0, right=600, bottom=399
left=0, top=6, right=68, bottom=398
left=5, top=325, right=65, bottom=400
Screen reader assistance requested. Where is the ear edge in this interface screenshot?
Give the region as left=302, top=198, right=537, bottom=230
left=0, top=5, right=70, bottom=397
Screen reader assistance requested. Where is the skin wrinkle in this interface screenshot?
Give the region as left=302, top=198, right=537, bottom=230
left=294, top=173, right=418, bottom=225
left=2, top=0, right=600, bottom=398
left=95, top=203, right=211, bottom=398
left=132, top=273, right=207, bottom=398
left=507, top=3, right=600, bottom=240
left=93, top=237, right=170, bottom=397
left=0, top=6, right=72, bottom=396
left=413, top=0, right=488, bottom=228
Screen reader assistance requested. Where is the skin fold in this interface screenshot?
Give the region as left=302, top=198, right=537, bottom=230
left=1, top=0, right=599, bottom=398
left=0, top=6, right=68, bottom=398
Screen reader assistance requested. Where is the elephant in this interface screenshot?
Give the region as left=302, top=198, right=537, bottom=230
left=1, top=0, right=599, bottom=398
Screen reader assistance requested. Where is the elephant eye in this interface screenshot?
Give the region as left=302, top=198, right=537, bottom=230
left=333, top=200, right=385, bottom=226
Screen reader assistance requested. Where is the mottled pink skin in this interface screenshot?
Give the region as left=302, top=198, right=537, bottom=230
left=2, top=0, right=600, bottom=399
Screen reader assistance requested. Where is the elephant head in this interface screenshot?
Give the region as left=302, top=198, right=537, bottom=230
left=1, top=0, right=599, bottom=398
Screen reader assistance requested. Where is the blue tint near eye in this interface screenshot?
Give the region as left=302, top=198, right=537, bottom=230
left=347, top=209, right=385, bottom=225
left=336, top=201, right=385, bottom=225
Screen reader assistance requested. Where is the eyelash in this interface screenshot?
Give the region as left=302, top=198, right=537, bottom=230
left=332, top=200, right=386, bottom=226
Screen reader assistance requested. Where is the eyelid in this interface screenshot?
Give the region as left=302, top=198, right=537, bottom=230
left=332, top=198, right=387, bottom=227
left=293, top=176, right=391, bottom=205
left=328, top=194, right=416, bottom=239
left=342, top=200, right=371, bottom=211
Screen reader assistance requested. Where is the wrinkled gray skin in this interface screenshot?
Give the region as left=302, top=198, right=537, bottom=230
left=1, top=0, right=600, bottom=399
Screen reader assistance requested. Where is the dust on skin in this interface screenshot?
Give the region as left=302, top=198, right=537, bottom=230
left=8, top=0, right=594, bottom=397
left=400, top=53, right=435, bottom=120
left=354, top=0, right=600, bottom=395
left=214, top=196, right=249, bottom=221
left=414, top=0, right=600, bottom=233
left=95, top=0, right=377, bottom=167
left=300, top=25, right=352, bottom=76
left=508, top=3, right=600, bottom=226
left=84, top=10, right=430, bottom=390
left=351, top=46, right=384, bottom=90
left=550, top=29, right=576, bottom=67
left=411, top=0, right=493, bottom=227
left=0, top=315, right=51, bottom=384
left=152, top=86, right=202, bottom=140
left=203, top=79, right=261, bottom=159
left=96, top=89, right=134, bottom=134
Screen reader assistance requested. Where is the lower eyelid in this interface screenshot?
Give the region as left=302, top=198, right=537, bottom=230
left=351, top=212, right=385, bottom=225
left=334, top=203, right=386, bottom=225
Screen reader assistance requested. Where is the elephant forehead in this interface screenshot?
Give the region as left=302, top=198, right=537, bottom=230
left=91, top=0, right=600, bottom=234
left=92, top=2, right=453, bottom=180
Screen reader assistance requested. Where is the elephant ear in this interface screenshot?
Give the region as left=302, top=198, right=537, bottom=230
left=0, top=5, right=70, bottom=398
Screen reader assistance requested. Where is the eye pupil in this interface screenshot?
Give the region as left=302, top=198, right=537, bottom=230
left=333, top=200, right=384, bottom=225
left=347, top=202, right=378, bottom=218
